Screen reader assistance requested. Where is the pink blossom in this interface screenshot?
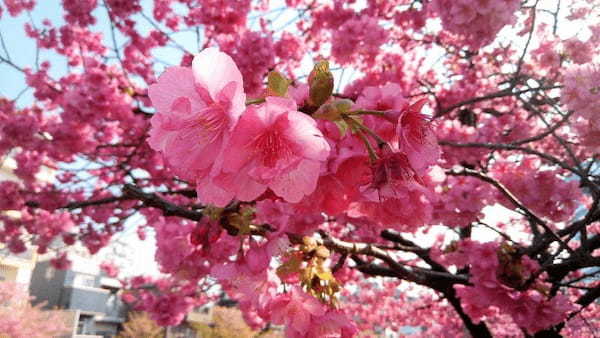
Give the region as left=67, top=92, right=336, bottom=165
left=62, top=0, right=97, bottom=26
left=149, top=293, right=195, bottom=326
left=210, top=260, right=276, bottom=313
left=219, top=31, right=275, bottom=96
left=563, top=37, right=593, bottom=65
left=206, top=97, right=330, bottom=205
left=105, top=0, right=140, bottom=19
left=3, top=0, right=35, bottom=16
left=355, top=82, right=409, bottom=123
left=305, top=309, right=358, bottom=338
left=348, top=184, right=434, bottom=232
left=153, top=219, right=194, bottom=274
left=50, top=252, right=72, bottom=270
left=331, top=16, right=388, bottom=66
left=269, top=287, right=327, bottom=335
left=148, top=47, right=245, bottom=189
left=446, top=240, right=578, bottom=334
left=430, top=0, right=521, bottom=48
left=0, top=282, right=70, bottom=337
left=397, top=99, right=440, bottom=175
left=491, top=158, right=583, bottom=222
left=100, top=261, right=120, bottom=278
left=369, top=147, right=420, bottom=192
left=562, top=63, right=600, bottom=119
left=433, top=176, right=495, bottom=227
left=186, top=0, right=251, bottom=34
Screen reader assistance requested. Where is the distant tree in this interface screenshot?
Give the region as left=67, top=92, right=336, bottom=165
left=192, top=306, right=282, bottom=338
left=117, top=312, right=164, bottom=338
left=0, top=281, right=70, bottom=338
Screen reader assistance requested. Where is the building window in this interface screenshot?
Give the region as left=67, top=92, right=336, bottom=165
left=74, top=274, right=96, bottom=288
left=77, top=314, right=94, bottom=334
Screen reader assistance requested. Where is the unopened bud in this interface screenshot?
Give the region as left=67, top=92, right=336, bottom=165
left=308, top=60, right=334, bottom=108
left=313, top=99, right=353, bottom=121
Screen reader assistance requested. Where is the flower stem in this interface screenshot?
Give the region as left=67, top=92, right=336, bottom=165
left=350, top=109, right=388, bottom=117
left=245, top=98, right=266, bottom=105
left=344, top=115, right=388, bottom=148
left=343, top=116, right=379, bottom=162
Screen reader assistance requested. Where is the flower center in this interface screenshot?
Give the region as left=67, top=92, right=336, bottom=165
left=197, top=104, right=227, bottom=143
left=252, top=130, right=294, bottom=168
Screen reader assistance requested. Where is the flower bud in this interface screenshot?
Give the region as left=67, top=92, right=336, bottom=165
left=313, top=98, right=353, bottom=121
left=308, top=60, right=334, bottom=108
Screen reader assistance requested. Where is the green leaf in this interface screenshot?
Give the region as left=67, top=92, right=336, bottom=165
left=267, top=71, right=289, bottom=97
left=315, top=266, right=334, bottom=282
left=313, top=99, right=354, bottom=121
left=276, top=254, right=302, bottom=279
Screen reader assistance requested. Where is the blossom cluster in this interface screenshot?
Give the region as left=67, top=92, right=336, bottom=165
left=148, top=48, right=329, bottom=207
left=145, top=48, right=441, bottom=334
left=430, top=0, right=521, bottom=48
left=437, top=240, right=577, bottom=334
left=331, top=16, right=388, bottom=66
left=491, top=158, right=582, bottom=222
left=562, top=63, right=600, bottom=149
left=0, top=281, right=70, bottom=337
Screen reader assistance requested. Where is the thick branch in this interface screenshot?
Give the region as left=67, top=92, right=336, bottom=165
left=380, top=229, right=447, bottom=272
left=63, top=196, right=128, bottom=210
left=443, top=287, right=493, bottom=338
left=122, top=184, right=203, bottom=221
left=319, top=232, right=468, bottom=288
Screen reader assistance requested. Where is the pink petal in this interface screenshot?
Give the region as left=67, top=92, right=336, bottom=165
left=270, top=159, right=321, bottom=203
left=192, top=47, right=244, bottom=103
left=221, top=105, right=266, bottom=172
left=286, top=110, right=330, bottom=161
left=148, top=66, right=206, bottom=114
left=196, top=179, right=235, bottom=207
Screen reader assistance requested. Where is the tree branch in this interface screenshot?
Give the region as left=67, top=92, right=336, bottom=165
left=447, top=168, right=574, bottom=255
left=122, top=184, right=203, bottom=221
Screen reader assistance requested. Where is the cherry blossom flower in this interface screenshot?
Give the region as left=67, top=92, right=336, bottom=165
left=148, top=47, right=245, bottom=192
left=206, top=97, right=330, bottom=205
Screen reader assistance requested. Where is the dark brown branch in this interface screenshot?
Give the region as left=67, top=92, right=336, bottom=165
left=319, top=232, right=468, bottom=288
left=511, top=110, right=573, bottom=146
left=439, top=140, right=581, bottom=177
left=60, top=185, right=202, bottom=222
left=122, top=184, right=203, bottom=221
left=536, top=283, right=600, bottom=336
left=319, top=231, right=425, bottom=283
left=575, top=284, right=600, bottom=310
left=164, top=189, right=197, bottom=198
left=514, top=0, right=540, bottom=79
left=434, top=85, right=560, bottom=117
left=62, top=195, right=127, bottom=210
left=380, top=229, right=447, bottom=272
left=350, top=256, right=401, bottom=278
left=443, top=287, right=493, bottom=338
